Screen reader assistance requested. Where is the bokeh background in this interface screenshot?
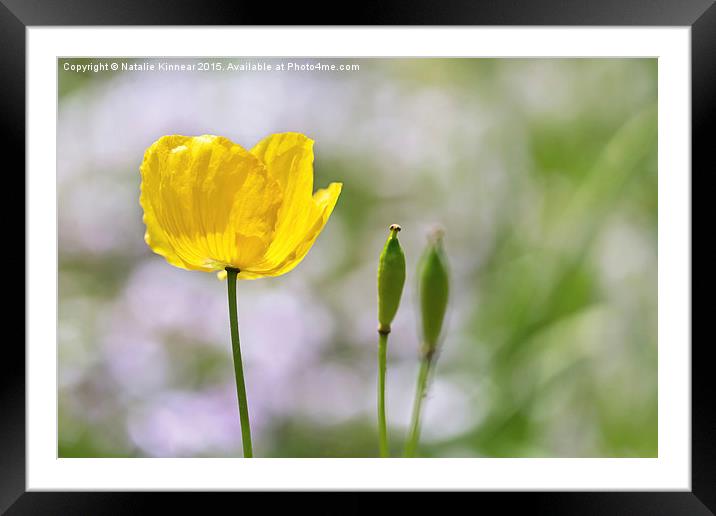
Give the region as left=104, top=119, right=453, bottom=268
left=58, top=58, right=657, bottom=458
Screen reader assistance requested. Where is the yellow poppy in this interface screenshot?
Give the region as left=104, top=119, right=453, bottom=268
left=139, top=132, right=342, bottom=279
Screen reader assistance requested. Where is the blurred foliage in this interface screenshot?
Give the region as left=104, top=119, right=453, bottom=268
left=58, top=58, right=657, bottom=458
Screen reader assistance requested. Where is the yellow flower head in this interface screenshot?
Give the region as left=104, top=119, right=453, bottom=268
left=139, top=132, right=342, bottom=279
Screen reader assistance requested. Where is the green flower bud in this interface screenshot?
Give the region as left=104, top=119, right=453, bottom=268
left=417, top=228, right=449, bottom=356
left=377, top=224, right=406, bottom=334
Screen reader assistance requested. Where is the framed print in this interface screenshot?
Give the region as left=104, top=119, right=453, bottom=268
left=4, top=0, right=712, bottom=512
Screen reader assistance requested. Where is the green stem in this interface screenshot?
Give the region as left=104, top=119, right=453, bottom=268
left=226, top=268, right=253, bottom=458
left=377, top=331, right=389, bottom=457
left=404, top=353, right=433, bottom=457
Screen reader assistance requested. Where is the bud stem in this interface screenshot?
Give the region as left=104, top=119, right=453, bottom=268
left=377, top=331, right=390, bottom=457
left=404, top=353, right=434, bottom=457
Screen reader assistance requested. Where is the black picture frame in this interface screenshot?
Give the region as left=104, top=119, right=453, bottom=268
left=3, top=0, right=710, bottom=513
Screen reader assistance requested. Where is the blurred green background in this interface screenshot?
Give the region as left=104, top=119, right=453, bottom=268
left=58, top=58, right=657, bottom=458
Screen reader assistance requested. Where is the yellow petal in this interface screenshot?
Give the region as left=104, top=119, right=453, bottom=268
left=140, top=135, right=282, bottom=271
left=250, top=133, right=318, bottom=268
left=250, top=182, right=342, bottom=278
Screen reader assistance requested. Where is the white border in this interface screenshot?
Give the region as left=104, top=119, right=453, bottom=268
left=27, top=27, right=691, bottom=490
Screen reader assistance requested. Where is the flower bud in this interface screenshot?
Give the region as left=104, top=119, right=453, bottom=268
left=377, top=224, right=406, bottom=334
left=417, top=227, right=449, bottom=356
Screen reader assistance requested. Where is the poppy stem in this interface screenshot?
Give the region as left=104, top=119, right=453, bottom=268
left=404, top=352, right=434, bottom=457
left=377, top=330, right=389, bottom=457
left=226, top=268, right=253, bottom=458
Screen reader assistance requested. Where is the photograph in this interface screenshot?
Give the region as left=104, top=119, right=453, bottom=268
left=57, top=56, right=658, bottom=459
